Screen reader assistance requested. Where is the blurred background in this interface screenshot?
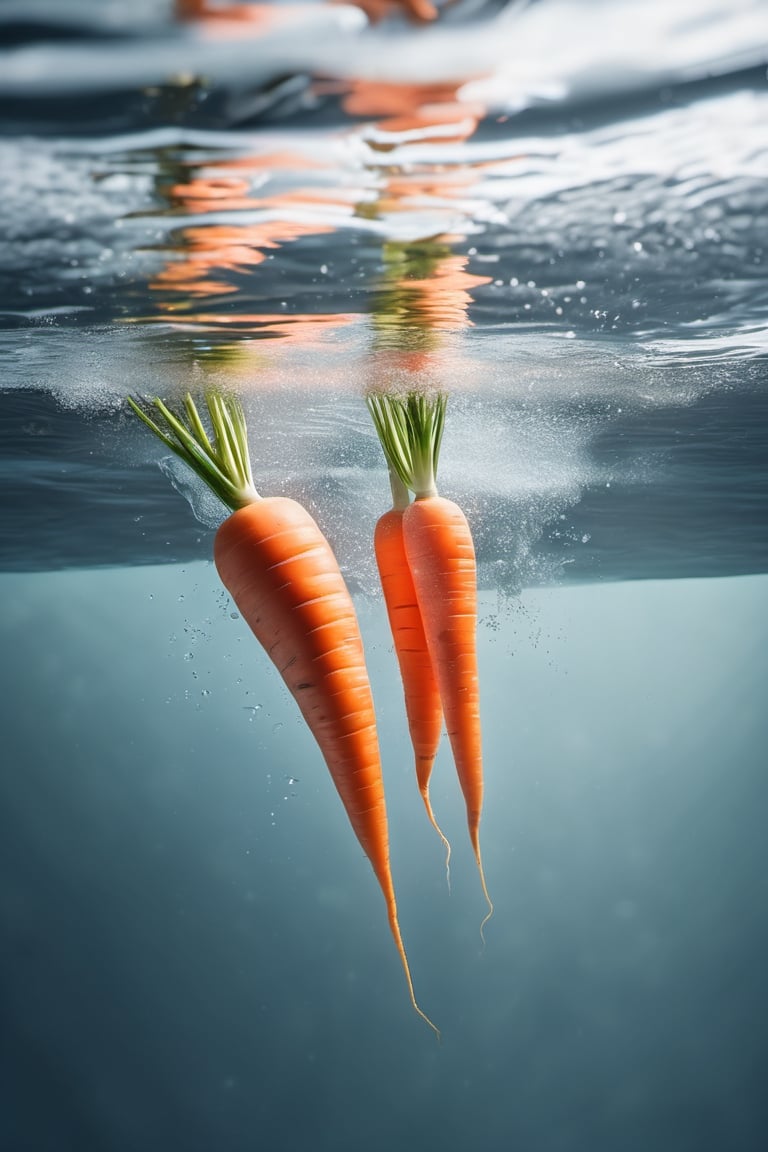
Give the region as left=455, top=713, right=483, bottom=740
left=1, top=3, right=767, bottom=1150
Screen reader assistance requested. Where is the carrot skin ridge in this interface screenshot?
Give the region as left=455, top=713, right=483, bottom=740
left=403, top=494, right=494, bottom=937
left=214, top=498, right=440, bottom=1037
left=374, top=507, right=452, bottom=884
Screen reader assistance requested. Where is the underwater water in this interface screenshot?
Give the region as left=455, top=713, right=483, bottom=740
left=1, top=1, right=767, bottom=1149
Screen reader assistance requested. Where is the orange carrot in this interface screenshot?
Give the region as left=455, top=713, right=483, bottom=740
left=374, top=469, right=451, bottom=878
left=368, top=391, right=492, bottom=937
left=128, top=391, right=438, bottom=1037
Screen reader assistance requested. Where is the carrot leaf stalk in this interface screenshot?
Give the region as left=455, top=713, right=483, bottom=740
left=127, top=392, right=259, bottom=512
left=367, top=390, right=445, bottom=500
left=368, top=389, right=494, bottom=942
left=387, top=464, right=411, bottom=513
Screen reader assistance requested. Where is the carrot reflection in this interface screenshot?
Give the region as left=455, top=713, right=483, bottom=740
left=335, top=0, right=438, bottom=23
left=175, top=0, right=306, bottom=32
left=149, top=146, right=340, bottom=303
left=148, top=158, right=489, bottom=339
left=150, top=219, right=335, bottom=300
left=177, top=0, right=438, bottom=26
left=373, top=239, right=490, bottom=335
left=143, top=1, right=494, bottom=373
left=339, top=78, right=486, bottom=142
left=351, top=77, right=492, bottom=349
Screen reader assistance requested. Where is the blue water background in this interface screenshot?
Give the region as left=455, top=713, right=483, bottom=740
left=1, top=2, right=767, bottom=1149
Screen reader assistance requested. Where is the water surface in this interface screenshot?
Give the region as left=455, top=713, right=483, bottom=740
left=1, top=2, right=767, bottom=1150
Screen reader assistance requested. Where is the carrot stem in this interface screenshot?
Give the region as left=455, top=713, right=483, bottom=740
left=367, top=391, right=446, bottom=499
left=127, top=392, right=259, bottom=511
left=387, top=467, right=411, bottom=512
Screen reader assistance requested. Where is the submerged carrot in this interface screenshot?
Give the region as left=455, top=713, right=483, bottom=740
left=374, top=467, right=451, bottom=879
left=368, top=391, right=493, bottom=937
left=128, top=391, right=438, bottom=1038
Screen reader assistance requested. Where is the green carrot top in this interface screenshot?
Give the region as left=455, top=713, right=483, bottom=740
left=366, top=391, right=447, bottom=501
left=127, top=391, right=259, bottom=512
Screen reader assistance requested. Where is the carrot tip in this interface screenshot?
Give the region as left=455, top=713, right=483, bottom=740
left=479, top=901, right=494, bottom=951
left=475, top=843, right=494, bottom=950
left=415, top=1002, right=442, bottom=1043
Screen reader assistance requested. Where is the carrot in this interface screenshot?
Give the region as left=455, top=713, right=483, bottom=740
left=128, top=390, right=438, bottom=1038
left=367, top=391, right=493, bottom=938
left=374, top=466, right=451, bottom=880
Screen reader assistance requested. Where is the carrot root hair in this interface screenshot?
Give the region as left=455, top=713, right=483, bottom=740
left=473, top=833, right=494, bottom=947
left=421, top=786, right=452, bottom=893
